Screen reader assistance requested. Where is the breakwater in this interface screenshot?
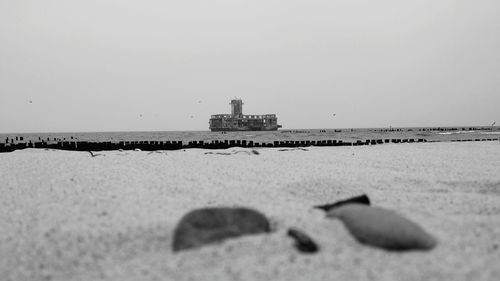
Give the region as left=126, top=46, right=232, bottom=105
left=1, top=138, right=499, bottom=153
left=3, top=127, right=499, bottom=145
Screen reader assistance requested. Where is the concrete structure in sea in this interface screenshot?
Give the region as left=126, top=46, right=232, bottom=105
left=209, top=99, right=282, bottom=131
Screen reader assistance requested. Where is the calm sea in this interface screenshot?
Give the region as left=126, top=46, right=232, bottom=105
left=1, top=127, right=499, bottom=144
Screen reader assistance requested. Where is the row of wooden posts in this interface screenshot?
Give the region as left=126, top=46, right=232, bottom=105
left=1, top=138, right=499, bottom=153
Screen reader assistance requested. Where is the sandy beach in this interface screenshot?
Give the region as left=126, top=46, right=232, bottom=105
left=1, top=142, right=499, bottom=281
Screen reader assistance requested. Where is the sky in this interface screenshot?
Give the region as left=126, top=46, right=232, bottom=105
left=1, top=0, right=499, bottom=133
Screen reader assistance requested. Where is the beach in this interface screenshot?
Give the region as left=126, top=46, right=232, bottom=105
left=1, top=142, right=499, bottom=281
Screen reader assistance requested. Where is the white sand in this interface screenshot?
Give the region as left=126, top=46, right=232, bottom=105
left=1, top=142, right=499, bottom=281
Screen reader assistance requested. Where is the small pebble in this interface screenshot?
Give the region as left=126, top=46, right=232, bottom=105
left=287, top=228, right=319, bottom=253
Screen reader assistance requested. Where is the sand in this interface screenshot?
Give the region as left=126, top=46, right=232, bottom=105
left=1, top=142, right=499, bottom=281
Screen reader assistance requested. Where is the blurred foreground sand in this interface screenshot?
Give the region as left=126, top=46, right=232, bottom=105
left=1, top=142, right=499, bottom=281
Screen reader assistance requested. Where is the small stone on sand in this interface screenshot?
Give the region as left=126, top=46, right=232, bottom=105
left=287, top=228, right=319, bottom=253
left=173, top=207, right=271, bottom=252
left=327, top=204, right=437, bottom=251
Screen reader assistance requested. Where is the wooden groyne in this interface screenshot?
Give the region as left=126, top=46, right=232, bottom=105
left=1, top=138, right=499, bottom=153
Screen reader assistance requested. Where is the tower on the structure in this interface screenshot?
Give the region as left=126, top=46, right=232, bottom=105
left=230, top=99, right=243, bottom=117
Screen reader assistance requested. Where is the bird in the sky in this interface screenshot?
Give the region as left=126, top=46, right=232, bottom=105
left=29, top=100, right=32, bottom=104
left=332, top=113, right=336, bottom=117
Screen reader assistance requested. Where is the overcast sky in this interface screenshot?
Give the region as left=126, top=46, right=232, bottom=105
left=1, top=0, right=499, bottom=133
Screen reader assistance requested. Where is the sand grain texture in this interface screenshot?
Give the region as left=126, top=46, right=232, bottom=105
left=1, top=142, right=499, bottom=281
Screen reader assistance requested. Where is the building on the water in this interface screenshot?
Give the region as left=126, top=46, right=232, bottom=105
left=209, top=99, right=282, bottom=131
